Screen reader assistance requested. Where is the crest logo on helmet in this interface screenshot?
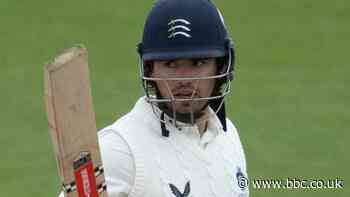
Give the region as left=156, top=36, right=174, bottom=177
left=168, top=19, right=192, bottom=38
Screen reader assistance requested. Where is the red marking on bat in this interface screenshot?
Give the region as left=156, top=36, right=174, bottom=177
left=74, top=160, right=98, bottom=197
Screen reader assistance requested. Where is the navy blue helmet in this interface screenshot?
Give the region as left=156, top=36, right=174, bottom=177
left=138, top=0, right=234, bottom=62
left=137, top=0, right=236, bottom=135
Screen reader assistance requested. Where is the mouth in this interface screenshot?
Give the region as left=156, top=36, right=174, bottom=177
left=173, top=91, right=198, bottom=99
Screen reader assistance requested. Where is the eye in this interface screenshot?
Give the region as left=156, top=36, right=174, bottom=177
left=162, top=60, right=176, bottom=68
left=192, top=58, right=210, bottom=67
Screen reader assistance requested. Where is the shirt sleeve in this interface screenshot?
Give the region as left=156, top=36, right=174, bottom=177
left=226, top=119, right=247, bottom=170
left=57, top=129, right=135, bottom=197
left=226, top=119, right=249, bottom=196
left=99, top=129, right=135, bottom=197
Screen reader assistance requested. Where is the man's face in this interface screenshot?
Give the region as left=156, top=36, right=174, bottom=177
left=151, top=58, right=217, bottom=114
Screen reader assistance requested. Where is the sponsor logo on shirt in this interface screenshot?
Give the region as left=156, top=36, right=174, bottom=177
left=236, top=167, right=248, bottom=191
left=169, top=181, right=191, bottom=197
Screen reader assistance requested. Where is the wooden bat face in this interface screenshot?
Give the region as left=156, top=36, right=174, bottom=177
left=44, top=46, right=107, bottom=197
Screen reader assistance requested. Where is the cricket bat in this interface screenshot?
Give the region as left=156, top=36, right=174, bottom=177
left=44, top=45, right=107, bottom=197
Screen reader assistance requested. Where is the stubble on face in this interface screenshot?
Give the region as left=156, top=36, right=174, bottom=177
left=151, top=58, right=217, bottom=117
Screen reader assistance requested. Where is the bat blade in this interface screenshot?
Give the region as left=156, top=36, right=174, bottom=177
left=44, top=46, right=107, bottom=197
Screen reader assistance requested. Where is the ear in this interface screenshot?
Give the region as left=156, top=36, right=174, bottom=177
left=144, top=60, right=154, bottom=77
left=215, top=57, right=226, bottom=74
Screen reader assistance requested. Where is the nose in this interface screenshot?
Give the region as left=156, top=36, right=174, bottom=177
left=171, top=60, right=198, bottom=88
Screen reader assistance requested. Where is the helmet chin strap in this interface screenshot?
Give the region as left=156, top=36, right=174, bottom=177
left=209, top=97, right=227, bottom=132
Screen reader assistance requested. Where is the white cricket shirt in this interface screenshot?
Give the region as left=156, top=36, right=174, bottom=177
left=59, top=97, right=249, bottom=197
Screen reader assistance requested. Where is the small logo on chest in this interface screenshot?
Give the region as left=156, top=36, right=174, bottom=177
left=169, top=181, right=191, bottom=197
left=236, top=167, right=248, bottom=191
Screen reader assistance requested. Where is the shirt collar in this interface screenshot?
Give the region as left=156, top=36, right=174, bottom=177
left=134, top=96, right=224, bottom=137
